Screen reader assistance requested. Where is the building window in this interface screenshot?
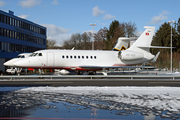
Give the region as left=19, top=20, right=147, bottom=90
left=4, top=15, right=6, bottom=24
left=12, top=31, right=14, bottom=38
left=1, top=15, right=4, bottom=23
left=7, top=30, right=9, bottom=37
left=4, top=29, right=6, bottom=37
left=10, top=17, right=12, bottom=25
left=14, top=19, right=16, bottom=26
left=12, top=18, right=14, bottom=26
left=15, top=32, right=17, bottom=39
left=1, top=28, right=4, bottom=36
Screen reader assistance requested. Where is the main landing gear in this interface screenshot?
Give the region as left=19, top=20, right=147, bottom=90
left=77, top=71, right=83, bottom=75
left=76, top=71, right=96, bottom=75
left=88, top=71, right=96, bottom=75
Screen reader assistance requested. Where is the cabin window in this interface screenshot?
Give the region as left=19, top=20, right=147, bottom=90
left=74, top=56, right=76, bottom=59
left=86, top=56, right=88, bottom=59
left=78, top=56, right=80, bottom=59
left=94, top=56, right=96, bottom=59
left=39, top=53, right=42, bottom=56
left=82, top=56, right=84, bottom=59
left=66, top=56, right=68, bottom=58
left=21, top=55, right=25, bottom=58
left=62, top=55, right=64, bottom=58
left=90, top=56, right=93, bottom=59
left=70, top=56, right=72, bottom=59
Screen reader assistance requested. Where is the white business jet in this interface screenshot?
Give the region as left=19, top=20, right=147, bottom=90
left=13, top=26, right=163, bottom=75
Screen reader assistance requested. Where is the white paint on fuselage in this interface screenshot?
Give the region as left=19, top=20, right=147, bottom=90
left=13, top=49, right=153, bottom=70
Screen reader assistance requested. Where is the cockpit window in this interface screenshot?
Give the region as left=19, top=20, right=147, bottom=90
left=33, top=53, right=38, bottom=56
left=17, top=55, right=21, bottom=58
left=29, top=53, right=35, bottom=57
left=29, top=53, right=42, bottom=57
left=16, top=55, right=26, bottom=58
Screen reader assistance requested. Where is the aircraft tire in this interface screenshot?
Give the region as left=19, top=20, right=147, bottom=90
left=77, top=71, right=83, bottom=75
left=88, top=71, right=96, bottom=75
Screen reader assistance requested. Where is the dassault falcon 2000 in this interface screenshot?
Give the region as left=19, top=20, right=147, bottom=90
left=13, top=26, right=165, bottom=75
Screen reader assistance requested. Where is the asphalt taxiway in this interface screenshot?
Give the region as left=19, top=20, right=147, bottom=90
left=1, top=74, right=180, bottom=87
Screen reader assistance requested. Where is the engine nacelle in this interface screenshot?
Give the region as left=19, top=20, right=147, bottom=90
left=118, top=51, right=144, bottom=61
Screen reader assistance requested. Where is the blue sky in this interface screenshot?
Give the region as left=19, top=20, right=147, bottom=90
left=0, top=0, right=179, bottom=45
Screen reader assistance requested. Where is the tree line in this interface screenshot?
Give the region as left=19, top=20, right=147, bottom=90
left=150, top=18, right=180, bottom=69
left=46, top=21, right=137, bottom=50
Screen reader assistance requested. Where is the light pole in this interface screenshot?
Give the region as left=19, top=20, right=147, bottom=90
left=90, top=23, right=96, bottom=50
left=168, top=20, right=174, bottom=73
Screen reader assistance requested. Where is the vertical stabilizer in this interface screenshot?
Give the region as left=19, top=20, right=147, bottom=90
left=128, top=26, right=155, bottom=52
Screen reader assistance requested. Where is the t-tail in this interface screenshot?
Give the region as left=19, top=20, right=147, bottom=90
left=128, top=26, right=155, bottom=53
left=118, top=26, right=155, bottom=61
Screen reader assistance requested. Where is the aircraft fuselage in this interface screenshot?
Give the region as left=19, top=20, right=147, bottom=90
left=13, top=49, right=154, bottom=71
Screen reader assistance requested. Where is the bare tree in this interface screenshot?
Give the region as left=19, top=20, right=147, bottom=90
left=46, top=39, right=58, bottom=49
left=81, top=32, right=92, bottom=50
left=124, top=22, right=137, bottom=37
left=94, top=27, right=108, bottom=50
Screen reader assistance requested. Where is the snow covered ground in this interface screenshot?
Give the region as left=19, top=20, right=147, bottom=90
left=1, top=86, right=180, bottom=119
left=15, top=86, right=180, bottom=112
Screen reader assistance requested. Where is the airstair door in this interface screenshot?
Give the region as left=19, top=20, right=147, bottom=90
left=47, top=52, right=54, bottom=66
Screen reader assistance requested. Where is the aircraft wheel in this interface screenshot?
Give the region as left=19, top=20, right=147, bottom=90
left=77, top=71, right=83, bottom=75
left=88, top=71, right=96, bottom=75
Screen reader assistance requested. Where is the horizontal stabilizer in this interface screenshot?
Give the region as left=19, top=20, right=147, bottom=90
left=138, top=46, right=175, bottom=49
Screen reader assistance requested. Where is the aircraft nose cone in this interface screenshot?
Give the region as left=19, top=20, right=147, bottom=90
left=4, top=58, right=20, bottom=67
left=3, top=61, right=10, bottom=66
left=13, top=60, right=23, bottom=67
left=4, top=60, right=15, bottom=66
left=14, top=59, right=30, bottom=67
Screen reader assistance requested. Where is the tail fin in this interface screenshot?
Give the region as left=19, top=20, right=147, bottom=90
left=128, top=26, right=155, bottom=52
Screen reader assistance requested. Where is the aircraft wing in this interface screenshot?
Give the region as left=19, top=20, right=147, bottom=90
left=79, top=65, right=145, bottom=69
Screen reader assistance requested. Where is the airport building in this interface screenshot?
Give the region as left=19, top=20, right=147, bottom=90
left=0, top=10, right=46, bottom=73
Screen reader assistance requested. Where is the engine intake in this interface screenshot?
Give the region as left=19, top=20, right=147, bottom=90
left=118, top=51, right=144, bottom=60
